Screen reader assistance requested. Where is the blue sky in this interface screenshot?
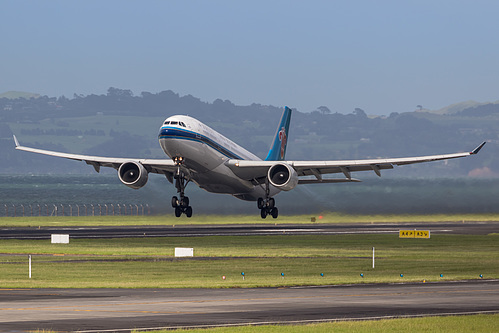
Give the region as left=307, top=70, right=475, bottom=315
left=2, top=0, right=499, bottom=115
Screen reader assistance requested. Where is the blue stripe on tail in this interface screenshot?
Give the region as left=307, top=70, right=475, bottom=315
left=265, top=106, right=292, bottom=161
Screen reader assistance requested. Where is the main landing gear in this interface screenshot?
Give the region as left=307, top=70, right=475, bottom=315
left=257, top=197, right=278, bottom=219
left=257, top=177, right=278, bottom=219
left=171, top=157, right=193, bottom=218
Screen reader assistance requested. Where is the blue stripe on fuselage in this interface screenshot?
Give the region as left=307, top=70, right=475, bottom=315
left=158, top=127, right=244, bottom=160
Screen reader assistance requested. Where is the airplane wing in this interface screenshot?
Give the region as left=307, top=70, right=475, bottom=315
left=13, top=135, right=176, bottom=174
left=226, top=142, right=486, bottom=183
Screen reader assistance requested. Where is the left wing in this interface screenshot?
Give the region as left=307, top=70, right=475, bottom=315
left=13, top=135, right=176, bottom=174
left=226, top=142, right=486, bottom=183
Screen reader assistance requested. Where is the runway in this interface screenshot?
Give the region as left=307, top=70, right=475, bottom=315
left=1, top=221, right=498, bottom=239
left=1, top=280, right=498, bottom=332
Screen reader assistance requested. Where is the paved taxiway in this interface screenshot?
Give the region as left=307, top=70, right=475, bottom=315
left=1, top=221, right=498, bottom=239
left=1, top=280, right=498, bottom=332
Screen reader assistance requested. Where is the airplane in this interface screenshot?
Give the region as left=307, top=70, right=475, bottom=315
left=14, top=106, right=485, bottom=219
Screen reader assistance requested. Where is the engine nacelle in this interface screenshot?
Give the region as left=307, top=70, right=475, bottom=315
left=267, top=163, right=298, bottom=191
left=118, top=161, right=148, bottom=189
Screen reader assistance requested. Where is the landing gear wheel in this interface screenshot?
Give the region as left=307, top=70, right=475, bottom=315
left=268, top=198, right=275, bottom=208
left=257, top=198, right=264, bottom=210
left=172, top=196, right=179, bottom=208
left=174, top=206, right=182, bottom=218
left=181, top=196, right=189, bottom=207
left=185, top=206, right=193, bottom=218
left=258, top=196, right=279, bottom=219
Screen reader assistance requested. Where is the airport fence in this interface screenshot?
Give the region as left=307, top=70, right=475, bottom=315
left=1, top=204, right=151, bottom=217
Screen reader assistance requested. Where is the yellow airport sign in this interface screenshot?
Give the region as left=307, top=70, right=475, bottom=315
left=399, top=230, right=430, bottom=238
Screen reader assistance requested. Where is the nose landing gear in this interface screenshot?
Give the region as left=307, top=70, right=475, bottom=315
left=171, top=195, right=192, bottom=217
left=171, top=157, right=193, bottom=218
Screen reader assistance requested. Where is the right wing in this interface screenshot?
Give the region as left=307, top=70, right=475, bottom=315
left=226, top=142, right=486, bottom=183
left=13, top=135, right=176, bottom=174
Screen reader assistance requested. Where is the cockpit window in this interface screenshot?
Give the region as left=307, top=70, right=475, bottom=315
left=164, top=120, right=186, bottom=127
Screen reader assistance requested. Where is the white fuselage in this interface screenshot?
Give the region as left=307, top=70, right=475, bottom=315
left=158, top=115, right=280, bottom=201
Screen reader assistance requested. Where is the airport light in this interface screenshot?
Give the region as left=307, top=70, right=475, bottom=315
left=360, top=273, right=364, bottom=278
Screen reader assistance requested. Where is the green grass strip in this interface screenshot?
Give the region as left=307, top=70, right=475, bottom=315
left=1, top=213, right=499, bottom=227
left=138, top=314, right=499, bottom=333
left=1, top=234, right=497, bottom=288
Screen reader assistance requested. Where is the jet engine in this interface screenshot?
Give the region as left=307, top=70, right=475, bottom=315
left=118, top=161, right=148, bottom=189
left=267, top=163, right=298, bottom=191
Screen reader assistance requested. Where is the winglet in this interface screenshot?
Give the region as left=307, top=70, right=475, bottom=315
left=13, top=135, right=20, bottom=148
left=265, top=106, right=292, bottom=161
left=471, top=141, right=486, bottom=155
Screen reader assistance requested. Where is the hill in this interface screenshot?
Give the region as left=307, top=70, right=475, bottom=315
left=0, top=91, right=41, bottom=99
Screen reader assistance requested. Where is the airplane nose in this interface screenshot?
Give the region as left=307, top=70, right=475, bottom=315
left=160, top=138, right=181, bottom=158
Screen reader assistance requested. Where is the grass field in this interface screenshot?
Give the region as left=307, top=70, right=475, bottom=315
left=1, top=212, right=499, bottom=227
left=146, top=314, right=499, bottom=333
left=30, top=314, right=499, bottom=332
left=0, top=233, right=497, bottom=288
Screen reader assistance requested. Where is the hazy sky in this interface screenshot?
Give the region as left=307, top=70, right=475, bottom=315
left=2, top=0, right=499, bottom=115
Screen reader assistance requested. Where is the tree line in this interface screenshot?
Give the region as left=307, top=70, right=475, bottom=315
left=1, top=87, right=497, bottom=176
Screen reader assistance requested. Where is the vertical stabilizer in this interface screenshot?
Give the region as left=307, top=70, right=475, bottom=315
left=265, top=106, right=292, bottom=161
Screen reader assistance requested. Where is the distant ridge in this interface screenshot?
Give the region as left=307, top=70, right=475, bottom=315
left=430, top=100, right=499, bottom=115
left=0, top=91, right=40, bottom=99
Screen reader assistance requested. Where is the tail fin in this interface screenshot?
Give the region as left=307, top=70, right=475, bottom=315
left=265, top=106, right=292, bottom=161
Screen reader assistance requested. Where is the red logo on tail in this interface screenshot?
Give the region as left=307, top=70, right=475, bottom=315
left=279, top=127, right=287, bottom=159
